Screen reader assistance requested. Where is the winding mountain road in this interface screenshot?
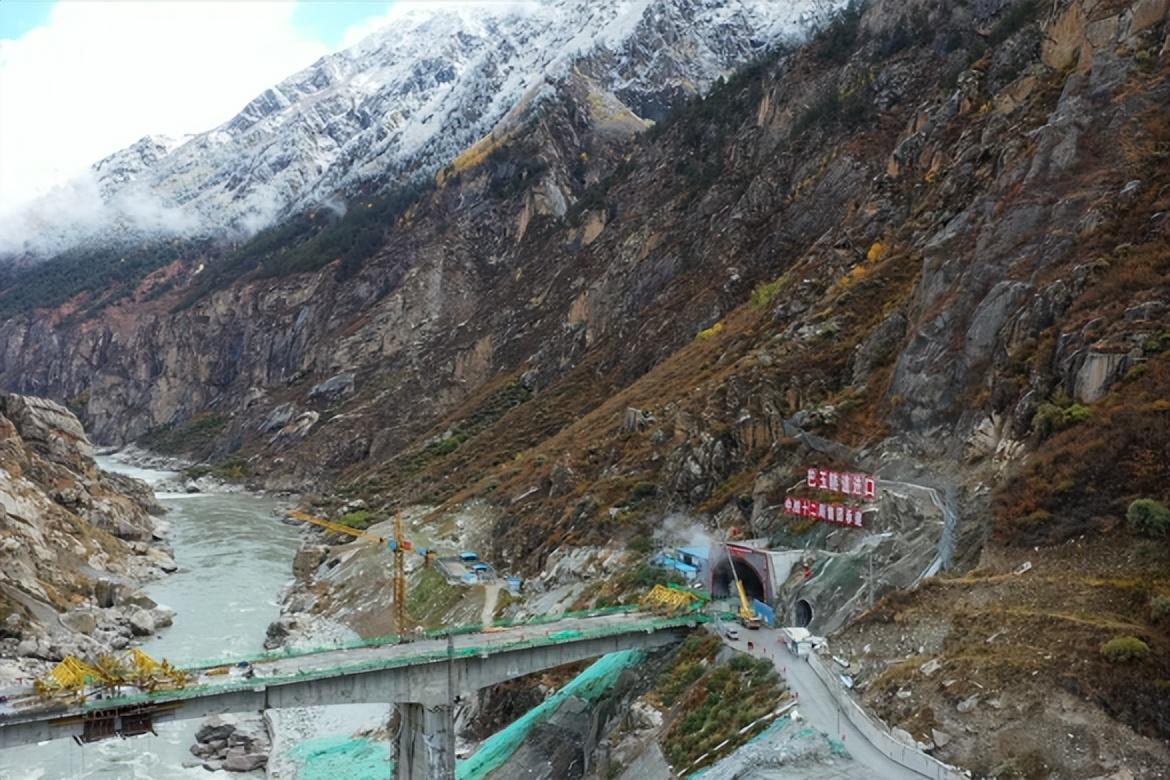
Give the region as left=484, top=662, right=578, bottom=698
left=723, top=626, right=925, bottom=779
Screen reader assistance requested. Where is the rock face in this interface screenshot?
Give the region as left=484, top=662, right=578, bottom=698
left=0, top=391, right=170, bottom=667
left=0, top=1, right=1165, bottom=547
left=0, top=394, right=95, bottom=477
left=307, top=371, right=355, bottom=403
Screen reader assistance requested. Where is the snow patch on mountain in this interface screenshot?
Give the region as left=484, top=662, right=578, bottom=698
left=0, top=0, right=846, bottom=259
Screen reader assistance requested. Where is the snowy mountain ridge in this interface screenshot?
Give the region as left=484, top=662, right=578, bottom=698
left=0, top=0, right=844, bottom=258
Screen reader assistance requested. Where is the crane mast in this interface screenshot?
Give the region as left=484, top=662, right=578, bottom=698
left=392, top=510, right=407, bottom=633
left=724, top=542, right=762, bottom=629
left=287, top=508, right=414, bottom=634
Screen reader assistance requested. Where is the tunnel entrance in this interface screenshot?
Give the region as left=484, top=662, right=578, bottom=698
left=794, top=599, right=813, bottom=628
left=711, top=558, right=766, bottom=604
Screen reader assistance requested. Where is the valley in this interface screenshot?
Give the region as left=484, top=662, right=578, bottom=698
left=2, top=0, right=1169, bottom=778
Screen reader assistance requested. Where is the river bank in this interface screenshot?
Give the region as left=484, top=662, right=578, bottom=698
left=4, top=453, right=303, bottom=779
left=0, top=395, right=179, bottom=710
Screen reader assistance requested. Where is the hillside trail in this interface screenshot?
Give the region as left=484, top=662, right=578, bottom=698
left=481, top=583, right=501, bottom=626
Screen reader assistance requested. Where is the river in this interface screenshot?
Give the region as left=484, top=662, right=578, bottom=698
left=5, top=457, right=300, bottom=780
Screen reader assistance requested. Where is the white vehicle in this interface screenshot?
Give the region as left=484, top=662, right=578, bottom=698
left=724, top=627, right=740, bottom=641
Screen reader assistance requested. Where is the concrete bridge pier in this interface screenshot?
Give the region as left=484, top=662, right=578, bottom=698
left=395, top=702, right=455, bottom=780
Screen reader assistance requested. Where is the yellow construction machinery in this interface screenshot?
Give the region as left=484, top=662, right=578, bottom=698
left=641, top=584, right=710, bottom=615
left=34, top=647, right=189, bottom=700
left=287, top=509, right=429, bottom=634
left=641, top=584, right=697, bottom=614
left=724, top=544, right=762, bottom=629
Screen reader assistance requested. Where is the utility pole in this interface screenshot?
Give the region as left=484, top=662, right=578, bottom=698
left=867, top=548, right=874, bottom=609
left=446, top=633, right=456, bottom=775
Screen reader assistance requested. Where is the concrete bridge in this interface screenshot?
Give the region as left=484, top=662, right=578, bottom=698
left=0, top=612, right=696, bottom=778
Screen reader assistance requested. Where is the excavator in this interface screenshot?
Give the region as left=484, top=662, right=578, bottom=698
left=724, top=543, right=762, bottom=629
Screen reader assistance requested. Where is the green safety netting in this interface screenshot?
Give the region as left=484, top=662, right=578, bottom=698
left=283, top=650, right=644, bottom=779
left=456, top=649, right=644, bottom=779
left=287, top=734, right=393, bottom=779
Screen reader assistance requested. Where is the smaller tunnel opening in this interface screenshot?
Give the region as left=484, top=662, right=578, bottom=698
left=794, top=599, right=813, bottom=628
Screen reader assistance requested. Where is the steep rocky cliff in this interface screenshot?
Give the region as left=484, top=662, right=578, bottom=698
left=0, top=393, right=174, bottom=676
left=2, top=0, right=1169, bottom=774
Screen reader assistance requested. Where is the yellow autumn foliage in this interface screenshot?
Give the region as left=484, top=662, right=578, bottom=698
left=697, top=321, right=724, bottom=340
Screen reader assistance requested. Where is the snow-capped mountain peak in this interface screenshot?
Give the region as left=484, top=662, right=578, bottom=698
left=0, top=0, right=844, bottom=258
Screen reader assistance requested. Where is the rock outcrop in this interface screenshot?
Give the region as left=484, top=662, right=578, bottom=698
left=0, top=392, right=173, bottom=673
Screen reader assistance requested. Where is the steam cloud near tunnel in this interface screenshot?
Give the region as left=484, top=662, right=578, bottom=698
left=652, top=512, right=717, bottom=550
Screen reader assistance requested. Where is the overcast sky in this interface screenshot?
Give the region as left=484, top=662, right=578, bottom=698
left=0, top=0, right=409, bottom=216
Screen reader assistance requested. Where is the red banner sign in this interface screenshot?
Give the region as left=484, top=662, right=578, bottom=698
left=784, top=496, right=865, bottom=528
left=806, top=468, right=875, bottom=499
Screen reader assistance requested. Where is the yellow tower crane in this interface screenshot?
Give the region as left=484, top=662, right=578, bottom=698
left=287, top=509, right=426, bottom=634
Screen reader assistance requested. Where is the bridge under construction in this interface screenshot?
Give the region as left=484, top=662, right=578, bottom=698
left=0, top=610, right=697, bottom=779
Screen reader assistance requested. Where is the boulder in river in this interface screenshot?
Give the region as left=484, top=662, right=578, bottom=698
left=192, top=714, right=270, bottom=773
left=263, top=618, right=295, bottom=650
left=126, top=607, right=156, bottom=636
left=223, top=749, right=267, bottom=772
left=195, top=715, right=239, bottom=744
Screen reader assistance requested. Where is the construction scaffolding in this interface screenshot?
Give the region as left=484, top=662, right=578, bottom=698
left=34, top=648, right=190, bottom=700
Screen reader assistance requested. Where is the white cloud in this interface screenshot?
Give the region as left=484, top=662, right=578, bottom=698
left=0, top=170, right=202, bottom=256
left=340, top=0, right=542, bottom=49
left=0, top=1, right=329, bottom=216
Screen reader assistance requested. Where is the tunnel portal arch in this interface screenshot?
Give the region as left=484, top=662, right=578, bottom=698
left=711, top=558, right=766, bottom=604
left=793, top=599, right=813, bottom=628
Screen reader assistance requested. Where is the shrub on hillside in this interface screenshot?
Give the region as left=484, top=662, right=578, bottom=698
left=1033, top=399, right=1091, bottom=439
left=629, top=563, right=684, bottom=589
left=750, top=277, right=783, bottom=307
left=1127, top=499, right=1170, bottom=538
left=1150, top=595, right=1170, bottom=622
left=338, top=510, right=373, bottom=530
left=1099, top=635, right=1151, bottom=663
left=630, top=482, right=658, bottom=501
left=697, top=322, right=724, bottom=340
left=993, top=360, right=1170, bottom=547
left=628, top=533, right=652, bottom=555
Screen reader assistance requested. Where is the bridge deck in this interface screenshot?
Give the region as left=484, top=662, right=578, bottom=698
left=0, top=612, right=701, bottom=733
